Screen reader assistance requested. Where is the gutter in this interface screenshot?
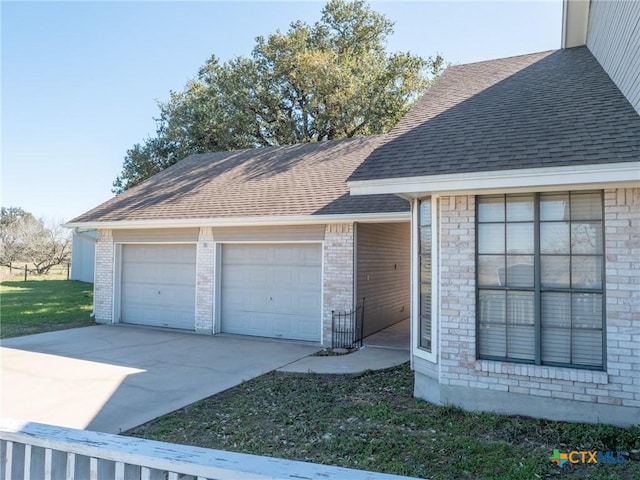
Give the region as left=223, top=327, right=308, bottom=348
left=64, top=212, right=411, bottom=230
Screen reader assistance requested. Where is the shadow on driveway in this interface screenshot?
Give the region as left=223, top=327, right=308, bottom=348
left=1, top=325, right=319, bottom=433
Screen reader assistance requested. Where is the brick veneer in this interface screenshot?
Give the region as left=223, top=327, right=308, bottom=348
left=195, top=227, right=215, bottom=333
left=414, top=189, right=640, bottom=426
left=94, top=229, right=114, bottom=324
left=322, top=223, right=355, bottom=346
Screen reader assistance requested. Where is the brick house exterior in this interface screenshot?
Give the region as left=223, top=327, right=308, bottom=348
left=69, top=138, right=410, bottom=346
left=349, top=1, right=639, bottom=426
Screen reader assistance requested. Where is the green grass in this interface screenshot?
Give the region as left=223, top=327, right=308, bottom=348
left=126, top=364, right=639, bottom=480
left=0, top=279, right=94, bottom=338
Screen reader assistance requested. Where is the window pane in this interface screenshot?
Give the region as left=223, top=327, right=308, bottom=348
left=479, top=324, right=506, bottom=357
left=541, top=292, right=571, bottom=328
left=478, top=224, right=505, bottom=254
left=572, top=330, right=603, bottom=367
left=420, top=227, right=431, bottom=254
left=478, top=255, right=504, bottom=286
left=420, top=283, right=431, bottom=317
left=541, top=328, right=570, bottom=364
left=479, top=290, right=506, bottom=324
left=571, top=192, right=602, bottom=220
left=420, top=255, right=431, bottom=283
left=478, top=196, right=504, bottom=222
left=419, top=199, right=431, bottom=225
left=541, top=255, right=570, bottom=288
left=506, top=256, right=534, bottom=287
left=507, top=291, right=534, bottom=325
left=571, top=222, right=603, bottom=254
left=540, top=193, right=569, bottom=221
left=572, top=293, right=602, bottom=329
left=420, top=316, right=431, bottom=351
left=508, top=326, right=535, bottom=360
left=541, top=222, right=569, bottom=254
left=572, top=256, right=602, bottom=289
left=507, top=223, right=534, bottom=254
left=506, top=194, right=534, bottom=221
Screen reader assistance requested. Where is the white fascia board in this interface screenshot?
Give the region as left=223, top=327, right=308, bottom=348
left=348, top=162, right=640, bottom=198
left=64, top=211, right=410, bottom=230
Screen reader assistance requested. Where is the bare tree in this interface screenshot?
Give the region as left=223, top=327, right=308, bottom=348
left=1, top=207, right=71, bottom=275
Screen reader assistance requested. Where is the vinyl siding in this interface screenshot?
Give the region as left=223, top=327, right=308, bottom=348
left=356, top=222, right=410, bottom=337
left=70, top=230, right=96, bottom=283
left=112, top=228, right=199, bottom=243
left=587, top=0, right=640, bottom=114
left=212, top=225, right=326, bottom=242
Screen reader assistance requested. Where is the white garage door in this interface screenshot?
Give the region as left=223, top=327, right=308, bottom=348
left=121, top=244, right=196, bottom=330
left=221, top=244, right=322, bottom=341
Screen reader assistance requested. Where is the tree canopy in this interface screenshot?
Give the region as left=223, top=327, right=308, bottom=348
left=113, top=0, right=443, bottom=193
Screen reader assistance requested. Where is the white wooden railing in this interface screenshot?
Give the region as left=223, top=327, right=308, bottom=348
left=0, top=419, right=419, bottom=480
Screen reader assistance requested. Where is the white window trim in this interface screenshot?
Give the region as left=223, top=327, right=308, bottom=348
left=412, top=197, right=438, bottom=363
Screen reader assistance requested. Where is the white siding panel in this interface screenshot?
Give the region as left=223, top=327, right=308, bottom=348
left=587, top=0, right=640, bottom=114
left=356, top=222, right=411, bottom=336
left=212, top=225, right=325, bottom=242
left=121, top=244, right=196, bottom=330
left=220, top=244, right=321, bottom=341
left=113, top=228, right=199, bottom=243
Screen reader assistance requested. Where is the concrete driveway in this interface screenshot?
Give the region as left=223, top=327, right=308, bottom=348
left=1, top=325, right=319, bottom=434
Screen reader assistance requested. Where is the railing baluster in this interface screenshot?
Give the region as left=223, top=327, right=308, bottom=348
left=115, top=461, right=125, bottom=480
left=44, top=448, right=53, bottom=480
left=89, top=457, right=98, bottom=480
left=4, top=441, right=13, bottom=479
left=23, top=444, right=31, bottom=480
left=66, top=452, right=76, bottom=480
left=141, top=466, right=151, bottom=480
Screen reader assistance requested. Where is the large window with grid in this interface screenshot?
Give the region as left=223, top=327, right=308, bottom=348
left=476, top=191, right=604, bottom=369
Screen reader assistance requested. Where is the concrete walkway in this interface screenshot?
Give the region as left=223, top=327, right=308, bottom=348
left=278, top=346, right=409, bottom=374
left=1, top=325, right=319, bottom=434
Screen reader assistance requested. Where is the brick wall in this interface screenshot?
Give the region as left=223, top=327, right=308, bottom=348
left=322, top=223, right=355, bottom=346
left=94, top=229, right=114, bottom=324
left=603, top=188, right=640, bottom=409
left=195, top=227, right=215, bottom=333
left=415, top=189, right=640, bottom=426
left=437, top=196, right=478, bottom=385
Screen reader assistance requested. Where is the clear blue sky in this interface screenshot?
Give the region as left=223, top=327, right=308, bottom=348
left=2, top=1, right=563, bottom=222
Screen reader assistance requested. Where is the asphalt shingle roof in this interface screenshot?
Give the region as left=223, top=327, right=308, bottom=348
left=70, top=136, right=408, bottom=224
left=349, top=47, right=640, bottom=182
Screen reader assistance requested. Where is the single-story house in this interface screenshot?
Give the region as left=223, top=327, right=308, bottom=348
left=348, top=0, right=639, bottom=426
left=67, top=137, right=412, bottom=345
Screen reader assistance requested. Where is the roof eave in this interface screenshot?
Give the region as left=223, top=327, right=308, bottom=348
left=348, top=161, right=640, bottom=199
left=64, top=211, right=411, bottom=230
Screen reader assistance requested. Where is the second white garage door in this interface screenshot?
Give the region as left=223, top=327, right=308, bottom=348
left=221, top=244, right=322, bottom=341
left=121, top=244, right=196, bottom=330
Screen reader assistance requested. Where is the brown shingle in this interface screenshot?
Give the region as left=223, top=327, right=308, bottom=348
left=349, top=47, right=640, bottom=182
left=70, top=136, right=408, bottom=224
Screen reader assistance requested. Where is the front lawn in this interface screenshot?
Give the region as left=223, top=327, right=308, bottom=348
left=0, top=280, right=94, bottom=338
left=126, top=364, right=640, bottom=480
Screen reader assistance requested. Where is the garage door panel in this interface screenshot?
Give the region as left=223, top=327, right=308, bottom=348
left=121, top=244, right=196, bottom=330
left=122, top=264, right=196, bottom=286
left=221, top=244, right=321, bottom=341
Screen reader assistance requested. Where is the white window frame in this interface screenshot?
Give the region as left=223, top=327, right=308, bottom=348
left=412, top=197, right=439, bottom=363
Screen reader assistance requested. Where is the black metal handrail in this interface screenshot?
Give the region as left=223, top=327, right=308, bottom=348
left=331, top=297, right=365, bottom=349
